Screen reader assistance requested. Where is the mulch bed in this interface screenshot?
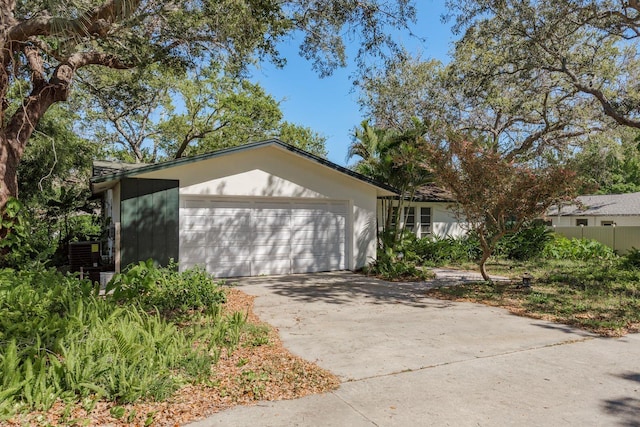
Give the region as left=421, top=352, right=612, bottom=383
left=7, top=288, right=340, bottom=426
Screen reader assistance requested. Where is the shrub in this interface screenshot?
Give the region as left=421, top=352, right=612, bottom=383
left=542, top=236, right=617, bottom=261
left=366, top=246, right=433, bottom=281
left=411, top=234, right=482, bottom=265
left=0, top=265, right=241, bottom=419
left=0, top=198, right=55, bottom=269
left=106, top=260, right=226, bottom=315
left=496, top=224, right=554, bottom=261
left=622, top=247, right=640, bottom=269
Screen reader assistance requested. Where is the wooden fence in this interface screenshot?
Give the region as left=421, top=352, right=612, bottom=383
left=552, top=226, right=640, bottom=254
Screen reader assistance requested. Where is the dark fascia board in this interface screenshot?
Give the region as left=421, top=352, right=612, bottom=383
left=90, top=139, right=399, bottom=195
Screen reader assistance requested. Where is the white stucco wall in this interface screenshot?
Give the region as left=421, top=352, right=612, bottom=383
left=134, top=144, right=383, bottom=270
left=376, top=200, right=468, bottom=239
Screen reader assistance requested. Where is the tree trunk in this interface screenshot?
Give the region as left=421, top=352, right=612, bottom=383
left=0, top=72, right=71, bottom=211
left=478, top=249, right=491, bottom=282
left=477, top=233, right=494, bottom=282
left=0, top=136, right=20, bottom=208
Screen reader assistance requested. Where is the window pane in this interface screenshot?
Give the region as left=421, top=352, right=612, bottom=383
left=420, top=207, right=432, bottom=238
left=404, top=207, right=415, bottom=229
left=576, top=219, right=588, bottom=226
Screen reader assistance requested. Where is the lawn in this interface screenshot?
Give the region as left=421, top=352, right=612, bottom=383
left=426, top=258, right=640, bottom=337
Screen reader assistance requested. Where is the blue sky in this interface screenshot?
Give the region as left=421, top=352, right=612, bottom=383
left=251, top=0, right=455, bottom=166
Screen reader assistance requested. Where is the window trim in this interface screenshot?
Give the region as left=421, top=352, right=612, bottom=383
left=419, top=207, right=432, bottom=238
left=404, top=206, right=416, bottom=231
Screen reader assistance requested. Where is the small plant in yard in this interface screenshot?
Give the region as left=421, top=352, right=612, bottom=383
left=495, top=223, right=554, bottom=261
left=105, top=259, right=227, bottom=315
left=411, top=234, right=482, bottom=265
left=366, top=229, right=435, bottom=281
left=622, top=247, right=640, bottom=269
left=366, top=246, right=434, bottom=281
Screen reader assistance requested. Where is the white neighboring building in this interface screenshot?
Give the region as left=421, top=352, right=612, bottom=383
left=377, top=184, right=468, bottom=239
left=547, top=192, right=640, bottom=227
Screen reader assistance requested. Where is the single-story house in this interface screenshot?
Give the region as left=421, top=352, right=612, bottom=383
left=378, top=184, right=467, bottom=239
left=546, top=192, right=640, bottom=227
left=91, top=139, right=397, bottom=277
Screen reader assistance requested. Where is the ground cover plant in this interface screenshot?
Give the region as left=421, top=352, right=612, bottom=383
left=365, top=230, right=435, bottom=281
left=423, top=235, right=640, bottom=336
left=1, top=263, right=338, bottom=425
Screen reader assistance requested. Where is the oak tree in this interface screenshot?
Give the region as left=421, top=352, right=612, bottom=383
left=445, top=0, right=640, bottom=131
left=0, top=0, right=416, bottom=211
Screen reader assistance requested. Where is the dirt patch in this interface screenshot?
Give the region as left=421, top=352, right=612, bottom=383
left=8, top=288, right=340, bottom=426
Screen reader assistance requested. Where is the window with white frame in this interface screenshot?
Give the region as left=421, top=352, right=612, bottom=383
left=390, top=206, right=398, bottom=228
left=576, top=218, right=588, bottom=226
left=420, top=207, right=432, bottom=238
left=404, top=207, right=416, bottom=231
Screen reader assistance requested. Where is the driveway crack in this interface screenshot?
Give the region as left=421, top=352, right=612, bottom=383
left=342, top=335, right=597, bottom=383
left=331, top=390, right=380, bottom=426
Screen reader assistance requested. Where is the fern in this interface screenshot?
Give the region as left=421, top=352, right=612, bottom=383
left=0, top=264, right=243, bottom=418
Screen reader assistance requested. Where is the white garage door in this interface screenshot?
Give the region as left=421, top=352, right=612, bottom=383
left=179, top=199, right=348, bottom=277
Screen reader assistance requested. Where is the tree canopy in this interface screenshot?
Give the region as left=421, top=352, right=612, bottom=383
left=423, top=131, right=578, bottom=280
left=0, top=0, right=416, bottom=210
left=445, top=0, right=640, bottom=130
left=79, top=64, right=327, bottom=162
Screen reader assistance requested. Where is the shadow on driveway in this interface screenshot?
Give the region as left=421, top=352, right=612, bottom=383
left=230, top=272, right=458, bottom=309
left=603, top=372, right=640, bottom=427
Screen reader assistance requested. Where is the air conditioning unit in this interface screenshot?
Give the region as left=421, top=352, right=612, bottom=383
left=69, top=241, right=105, bottom=283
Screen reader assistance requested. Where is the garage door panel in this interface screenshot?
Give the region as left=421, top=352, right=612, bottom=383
left=210, top=217, right=251, bottom=228
left=254, top=216, right=291, bottom=226
left=206, top=229, right=253, bottom=242
left=181, top=207, right=215, bottom=216
left=180, top=199, right=347, bottom=277
left=292, top=229, right=344, bottom=241
left=292, top=257, right=344, bottom=274
left=253, top=230, right=291, bottom=242
left=292, top=216, right=345, bottom=227
left=292, top=245, right=345, bottom=256
left=252, top=259, right=291, bottom=276
left=180, top=231, right=209, bottom=247
left=181, top=247, right=207, bottom=264
left=252, top=244, right=291, bottom=257
left=253, top=207, right=290, bottom=215
left=208, top=201, right=253, bottom=209
left=206, top=246, right=251, bottom=259
left=181, top=216, right=213, bottom=230
left=208, top=261, right=251, bottom=278
left=210, top=210, right=251, bottom=218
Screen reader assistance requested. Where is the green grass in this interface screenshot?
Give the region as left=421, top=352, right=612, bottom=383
left=427, top=258, right=640, bottom=336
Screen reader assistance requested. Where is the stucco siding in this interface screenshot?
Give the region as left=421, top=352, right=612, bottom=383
left=376, top=201, right=467, bottom=239
left=135, top=145, right=380, bottom=270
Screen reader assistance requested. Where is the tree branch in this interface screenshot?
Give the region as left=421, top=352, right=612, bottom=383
left=558, top=60, right=640, bottom=129
left=8, top=0, right=142, bottom=42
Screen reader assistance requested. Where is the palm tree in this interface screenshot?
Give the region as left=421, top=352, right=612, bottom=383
left=348, top=119, right=433, bottom=246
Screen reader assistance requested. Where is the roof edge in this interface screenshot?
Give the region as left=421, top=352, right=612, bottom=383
left=91, top=139, right=399, bottom=195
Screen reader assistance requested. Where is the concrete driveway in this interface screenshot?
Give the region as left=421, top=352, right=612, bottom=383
left=190, top=271, right=640, bottom=426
